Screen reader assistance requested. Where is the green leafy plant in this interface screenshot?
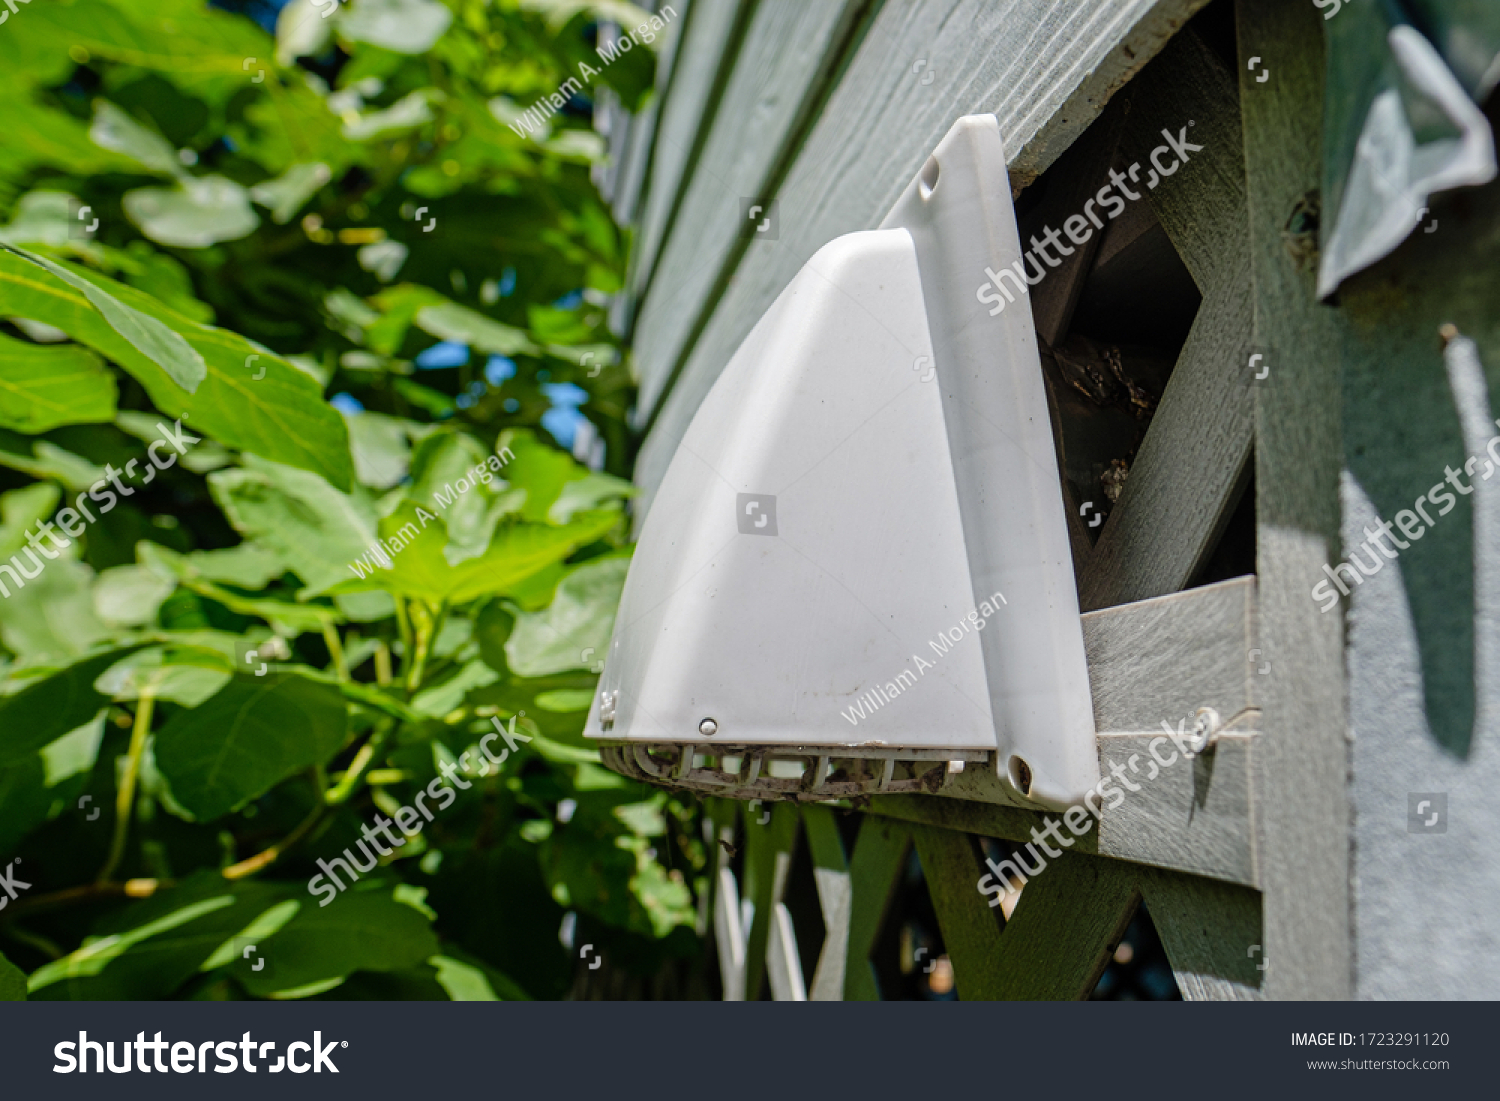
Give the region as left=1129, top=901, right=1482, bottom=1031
left=0, top=0, right=705, bottom=1001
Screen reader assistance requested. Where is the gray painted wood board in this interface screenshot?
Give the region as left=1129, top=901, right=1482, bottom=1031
left=626, top=0, right=750, bottom=314
left=1238, top=0, right=1351, bottom=999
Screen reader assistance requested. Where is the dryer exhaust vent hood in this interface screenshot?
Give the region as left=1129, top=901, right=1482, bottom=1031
left=586, top=116, right=1099, bottom=811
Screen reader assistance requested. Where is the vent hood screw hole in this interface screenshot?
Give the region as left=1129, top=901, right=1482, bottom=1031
left=919, top=155, right=940, bottom=201
left=1007, top=755, right=1033, bottom=797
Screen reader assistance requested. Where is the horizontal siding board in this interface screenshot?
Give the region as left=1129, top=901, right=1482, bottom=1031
left=626, top=0, right=749, bottom=312
left=604, top=3, right=687, bottom=228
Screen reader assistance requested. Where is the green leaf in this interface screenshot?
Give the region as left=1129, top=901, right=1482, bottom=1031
left=94, top=647, right=232, bottom=706
left=410, top=658, right=499, bottom=717
left=0, top=250, right=353, bottom=489
left=154, top=673, right=349, bottom=820
left=209, top=456, right=380, bottom=596
left=275, top=0, right=333, bottom=64
left=338, top=0, right=454, bottom=55
left=0, top=554, right=114, bottom=669
left=0, top=754, right=50, bottom=862
left=405, top=428, right=515, bottom=561
left=390, top=377, right=455, bottom=417
left=179, top=542, right=288, bottom=589
left=498, top=428, right=585, bottom=522
left=548, top=470, right=634, bottom=523
left=0, top=334, right=115, bottom=432
left=39, top=711, right=107, bottom=786
left=533, top=688, right=594, bottom=711
left=88, top=100, right=182, bottom=177
left=112, top=241, right=215, bottom=323
left=123, top=176, right=260, bottom=248
left=414, top=301, right=538, bottom=357
left=0, top=191, right=84, bottom=249
left=249, top=162, right=333, bottom=225
left=0, top=102, right=140, bottom=181
left=331, top=502, right=620, bottom=605
left=92, top=563, right=175, bottom=627
left=341, top=90, right=438, bottom=142
left=0, top=431, right=105, bottom=490
left=0, top=950, right=28, bottom=1001
left=365, top=284, right=441, bottom=354
left=521, top=0, right=659, bottom=38
left=4, top=246, right=206, bottom=394
left=27, top=873, right=287, bottom=1000
left=236, top=885, right=440, bottom=997
left=0, top=482, right=60, bottom=558
left=235, top=82, right=359, bottom=177
left=0, top=646, right=147, bottom=766
left=506, top=555, right=628, bottom=676
left=344, top=410, right=417, bottom=489
left=544, top=129, right=607, bottom=164
left=429, top=954, right=510, bottom=1001
left=139, top=544, right=337, bottom=635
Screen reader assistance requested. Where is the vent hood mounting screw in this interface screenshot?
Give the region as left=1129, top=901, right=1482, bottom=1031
left=699, top=718, right=718, bottom=736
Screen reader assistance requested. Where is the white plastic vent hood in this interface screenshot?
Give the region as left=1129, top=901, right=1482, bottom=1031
left=586, top=115, right=1099, bottom=811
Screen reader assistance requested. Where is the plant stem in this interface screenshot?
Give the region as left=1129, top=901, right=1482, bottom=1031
left=2, top=923, right=62, bottom=960
left=337, top=681, right=419, bottom=724
left=374, top=640, right=392, bottom=686
left=97, top=690, right=155, bottom=884
left=321, top=621, right=349, bottom=682
left=404, top=601, right=437, bottom=694
left=1, top=879, right=163, bottom=922
left=393, top=595, right=413, bottom=666
left=324, top=719, right=395, bottom=807
left=221, top=801, right=325, bottom=880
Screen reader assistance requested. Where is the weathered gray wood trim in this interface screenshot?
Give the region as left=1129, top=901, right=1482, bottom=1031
left=1115, top=28, right=1247, bottom=296
left=1086, top=575, right=1258, bottom=732
left=1238, top=0, right=1351, bottom=999
left=1079, top=30, right=1255, bottom=610
left=1079, top=278, right=1255, bottom=610
left=740, top=797, right=798, bottom=1002
left=802, top=804, right=853, bottom=1001
left=874, top=729, right=1258, bottom=888
left=982, top=851, right=1140, bottom=1000
left=1141, top=867, right=1264, bottom=1000
left=842, top=816, right=910, bottom=1000
left=908, top=825, right=1006, bottom=1000
left=872, top=578, right=1262, bottom=886
left=1025, top=100, right=1128, bottom=348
